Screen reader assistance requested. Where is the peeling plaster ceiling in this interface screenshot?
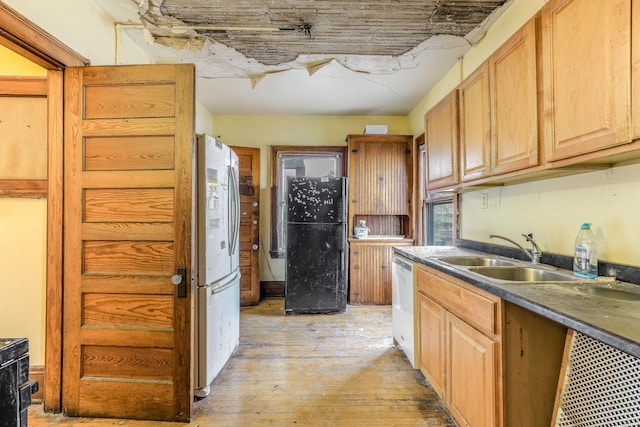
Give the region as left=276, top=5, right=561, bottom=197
left=94, top=0, right=512, bottom=115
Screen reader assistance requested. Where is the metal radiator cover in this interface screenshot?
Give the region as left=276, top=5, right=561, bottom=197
left=554, top=331, right=640, bottom=426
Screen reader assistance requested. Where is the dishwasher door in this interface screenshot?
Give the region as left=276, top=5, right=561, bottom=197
left=392, top=255, right=417, bottom=368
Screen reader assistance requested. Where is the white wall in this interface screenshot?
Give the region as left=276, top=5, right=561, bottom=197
left=4, top=0, right=148, bottom=66
left=3, top=0, right=214, bottom=134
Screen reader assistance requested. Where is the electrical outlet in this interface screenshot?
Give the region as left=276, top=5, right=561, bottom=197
left=482, top=193, right=488, bottom=209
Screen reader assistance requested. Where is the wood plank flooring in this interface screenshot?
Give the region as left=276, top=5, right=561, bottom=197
left=29, top=298, right=457, bottom=426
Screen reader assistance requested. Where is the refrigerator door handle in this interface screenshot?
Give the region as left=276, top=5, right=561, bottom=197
left=228, top=165, right=241, bottom=255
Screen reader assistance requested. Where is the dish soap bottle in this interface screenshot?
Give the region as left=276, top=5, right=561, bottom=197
left=573, top=223, right=597, bottom=278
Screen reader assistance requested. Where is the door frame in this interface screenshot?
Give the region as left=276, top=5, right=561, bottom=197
left=0, top=3, right=88, bottom=412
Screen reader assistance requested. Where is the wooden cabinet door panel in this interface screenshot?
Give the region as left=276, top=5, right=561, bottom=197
left=419, top=293, right=446, bottom=399
left=425, top=90, right=459, bottom=190
left=349, top=244, right=392, bottom=304
left=542, top=0, right=631, bottom=161
left=348, top=136, right=410, bottom=215
left=490, top=17, right=540, bottom=175
left=448, top=314, right=498, bottom=427
left=459, top=63, right=491, bottom=182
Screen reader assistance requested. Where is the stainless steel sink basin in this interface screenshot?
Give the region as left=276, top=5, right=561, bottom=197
left=437, top=256, right=517, bottom=267
left=468, top=266, right=579, bottom=282
left=578, top=287, right=640, bottom=301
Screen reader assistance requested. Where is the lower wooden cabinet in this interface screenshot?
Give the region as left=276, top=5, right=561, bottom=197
left=417, top=265, right=501, bottom=427
left=349, top=240, right=412, bottom=304
left=349, top=243, right=392, bottom=304
left=416, top=263, right=569, bottom=427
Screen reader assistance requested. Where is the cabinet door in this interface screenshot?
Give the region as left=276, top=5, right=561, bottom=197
left=425, top=90, right=459, bottom=190
left=490, top=17, right=540, bottom=175
left=542, top=0, right=631, bottom=162
left=349, top=244, right=392, bottom=304
left=349, top=140, right=409, bottom=215
left=419, top=293, right=446, bottom=399
left=459, top=63, right=491, bottom=182
left=348, top=139, right=368, bottom=216
left=447, top=314, right=498, bottom=427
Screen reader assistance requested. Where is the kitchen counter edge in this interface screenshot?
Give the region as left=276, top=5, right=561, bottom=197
left=394, top=245, right=640, bottom=359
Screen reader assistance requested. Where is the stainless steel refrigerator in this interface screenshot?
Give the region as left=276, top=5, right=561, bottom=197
left=285, top=176, right=348, bottom=314
left=193, top=134, right=240, bottom=398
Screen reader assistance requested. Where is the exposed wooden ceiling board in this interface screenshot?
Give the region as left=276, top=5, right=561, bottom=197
left=158, top=0, right=506, bottom=65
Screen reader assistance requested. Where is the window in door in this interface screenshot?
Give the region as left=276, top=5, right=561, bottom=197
left=269, top=146, right=345, bottom=258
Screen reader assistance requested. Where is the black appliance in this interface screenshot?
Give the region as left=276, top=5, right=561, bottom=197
left=285, top=176, right=348, bottom=314
left=0, top=338, right=38, bottom=427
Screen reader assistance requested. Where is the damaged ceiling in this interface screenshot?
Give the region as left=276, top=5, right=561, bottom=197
left=96, top=0, right=512, bottom=115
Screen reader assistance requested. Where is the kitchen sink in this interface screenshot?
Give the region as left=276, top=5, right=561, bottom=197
left=577, top=286, right=640, bottom=301
left=468, top=266, right=579, bottom=282
left=437, top=256, right=518, bottom=267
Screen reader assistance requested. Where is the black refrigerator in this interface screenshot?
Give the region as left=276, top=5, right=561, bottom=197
left=285, top=176, right=348, bottom=314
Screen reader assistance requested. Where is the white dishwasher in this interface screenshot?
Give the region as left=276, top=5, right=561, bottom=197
left=392, top=254, right=417, bottom=368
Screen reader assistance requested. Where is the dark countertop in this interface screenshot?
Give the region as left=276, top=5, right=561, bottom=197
left=394, top=246, right=640, bottom=359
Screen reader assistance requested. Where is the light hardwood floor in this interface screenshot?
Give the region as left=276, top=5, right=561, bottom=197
left=30, top=298, right=457, bottom=426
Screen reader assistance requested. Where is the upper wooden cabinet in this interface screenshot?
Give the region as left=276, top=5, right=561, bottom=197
left=459, top=63, right=491, bottom=182
left=632, top=0, right=640, bottom=139
left=347, top=134, right=413, bottom=225
left=460, top=17, right=540, bottom=183
left=427, top=16, right=540, bottom=190
left=542, top=0, right=631, bottom=162
left=490, top=17, right=540, bottom=175
left=425, top=90, right=459, bottom=190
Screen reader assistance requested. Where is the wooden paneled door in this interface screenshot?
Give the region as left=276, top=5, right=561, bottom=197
left=231, top=146, right=260, bottom=306
left=63, top=64, right=194, bottom=421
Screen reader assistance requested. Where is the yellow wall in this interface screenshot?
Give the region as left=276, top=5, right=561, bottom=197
left=408, top=0, right=640, bottom=267
left=0, top=46, right=47, bottom=76
left=462, top=164, right=640, bottom=265
left=212, top=115, right=410, bottom=281
left=0, top=200, right=47, bottom=361
left=0, top=45, right=47, bottom=364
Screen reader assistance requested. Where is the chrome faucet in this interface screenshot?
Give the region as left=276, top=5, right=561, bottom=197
left=489, top=233, right=542, bottom=264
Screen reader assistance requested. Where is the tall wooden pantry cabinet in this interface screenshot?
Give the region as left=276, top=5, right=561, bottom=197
left=346, top=134, right=415, bottom=304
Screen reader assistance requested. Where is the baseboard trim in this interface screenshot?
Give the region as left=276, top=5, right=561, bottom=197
left=30, top=365, right=44, bottom=402
left=261, top=281, right=284, bottom=298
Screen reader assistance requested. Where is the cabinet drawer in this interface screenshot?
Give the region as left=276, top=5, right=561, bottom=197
left=417, top=267, right=497, bottom=335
